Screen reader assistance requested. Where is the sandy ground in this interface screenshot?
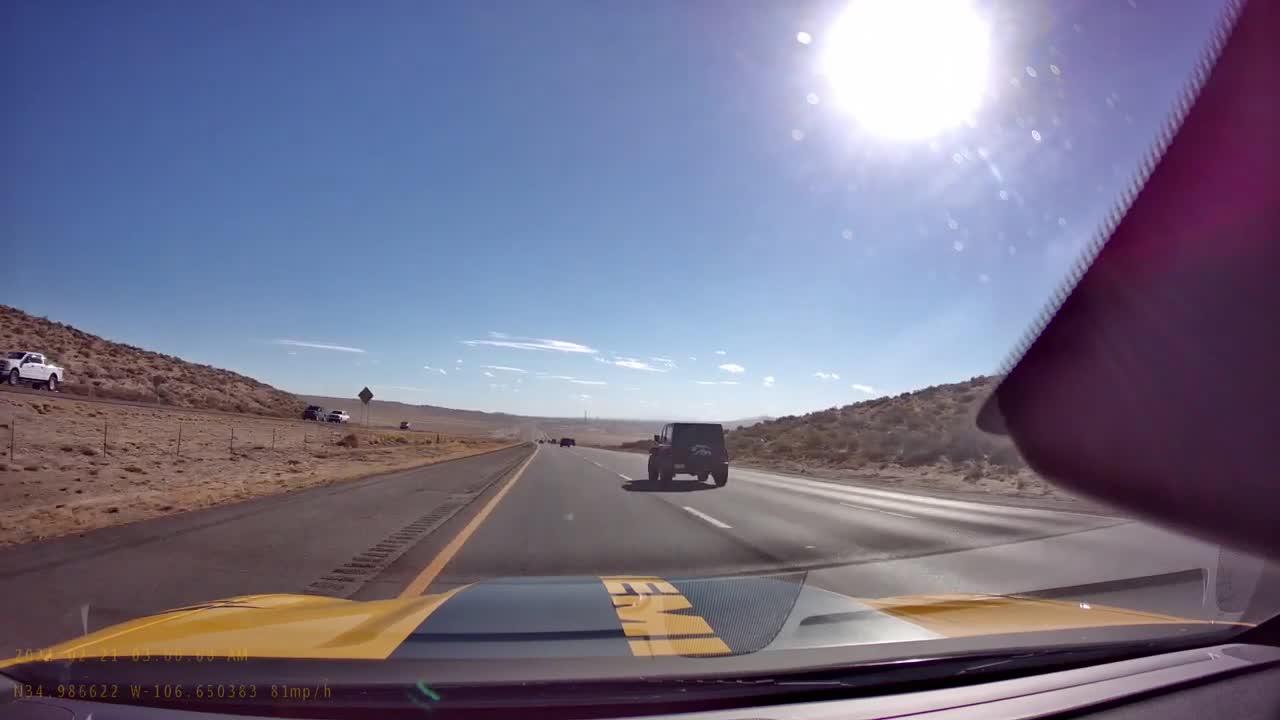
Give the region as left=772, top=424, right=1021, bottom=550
left=0, top=392, right=513, bottom=546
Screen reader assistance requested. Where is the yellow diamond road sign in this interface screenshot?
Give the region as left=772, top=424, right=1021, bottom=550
left=358, top=387, right=374, bottom=404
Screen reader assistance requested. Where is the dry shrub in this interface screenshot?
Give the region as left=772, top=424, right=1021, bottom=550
left=725, top=375, right=1018, bottom=476
left=0, top=304, right=304, bottom=418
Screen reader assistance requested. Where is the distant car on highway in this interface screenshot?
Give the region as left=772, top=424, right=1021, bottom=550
left=648, top=422, right=729, bottom=487
left=303, top=405, right=327, bottom=421
left=1, top=351, right=64, bottom=391
left=559, top=438, right=575, bottom=447
left=399, top=421, right=411, bottom=430
left=326, top=410, right=350, bottom=423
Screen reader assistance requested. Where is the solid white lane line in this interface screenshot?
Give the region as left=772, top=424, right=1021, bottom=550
left=683, top=506, right=733, bottom=529
left=740, top=470, right=1118, bottom=521
left=617, top=474, right=632, bottom=482
left=840, top=501, right=916, bottom=519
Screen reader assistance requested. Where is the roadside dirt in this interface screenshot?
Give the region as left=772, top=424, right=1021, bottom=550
left=0, top=392, right=513, bottom=546
left=731, top=459, right=1116, bottom=514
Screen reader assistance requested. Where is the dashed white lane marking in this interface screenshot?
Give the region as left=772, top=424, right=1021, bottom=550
left=569, top=450, right=634, bottom=482
left=682, top=506, right=733, bottom=529
left=840, top=501, right=916, bottom=519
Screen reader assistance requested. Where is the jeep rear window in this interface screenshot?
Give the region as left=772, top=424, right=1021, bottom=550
left=673, top=425, right=724, bottom=446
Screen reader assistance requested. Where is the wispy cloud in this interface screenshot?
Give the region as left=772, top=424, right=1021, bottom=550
left=481, top=365, right=527, bottom=373
left=533, top=374, right=606, bottom=385
left=688, top=356, right=697, bottom=362
left=461, top=334, right=596, bottom=354
left=483, top=371, right=495, bottom=378
left=604, top=357, right=667, bottom=372
left=274, top=339, right=366, bottom=354
left=718, top=363, right=745, bottom=374
left=616, top=359, right=661, bottom=371
left=714, top=350, right=727, bottom=356
left=422, top=365, right=448, bottom=375
left=763, top=375, right=776, bottom=387
left=455, top=358, right=463, bottom=364
left=624, top=386, right=641, bottom=392
left=576, top=394, right=593, bottom=400
left=649, top=356, right=678, bottom=370
left=851, top=383, right=878, bottom=394
left=696, top=380, right=740, bottom=385
left=814, top=371, right=841, bottom=381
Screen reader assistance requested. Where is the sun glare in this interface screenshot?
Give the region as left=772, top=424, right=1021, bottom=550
left=821, top=0, right=990, bottom=140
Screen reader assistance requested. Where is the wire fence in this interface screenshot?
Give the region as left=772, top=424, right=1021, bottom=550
left=1, top=399, right=453, bottom=468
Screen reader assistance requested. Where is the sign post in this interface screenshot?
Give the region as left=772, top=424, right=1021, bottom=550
left=358, top=386, right=374, bottom=427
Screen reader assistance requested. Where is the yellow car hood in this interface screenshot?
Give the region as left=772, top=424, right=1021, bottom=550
left=1, top=575, right=1238, bottom=669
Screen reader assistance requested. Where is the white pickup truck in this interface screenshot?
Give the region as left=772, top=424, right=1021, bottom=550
left=1, top=351, right=65, bottom=391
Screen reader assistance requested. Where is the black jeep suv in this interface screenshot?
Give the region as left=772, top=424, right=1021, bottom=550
left=647, top=422, right=729, bottom=487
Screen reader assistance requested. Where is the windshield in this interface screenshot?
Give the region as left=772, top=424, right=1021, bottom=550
left=2, top=0, right=1276, bottom=712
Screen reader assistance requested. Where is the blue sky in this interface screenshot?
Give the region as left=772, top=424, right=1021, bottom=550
left=3, top=0, right=1225, bottom=419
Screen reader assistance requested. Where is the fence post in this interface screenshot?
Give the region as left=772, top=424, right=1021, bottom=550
left=102, top=421, right=108, bottom=457
left=8, top=415, right=13, bottom=462
left=271, top=428, right=276, bottom=451
left=435, top=432, right=439, bottom=444
left=229, top=428, right=234, bottom=458
left=176, top=423, right=183, bottom=458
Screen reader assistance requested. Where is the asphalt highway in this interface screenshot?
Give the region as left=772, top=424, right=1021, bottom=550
left=1, top=441, right=1256, bottom=657
left=410, top=445, right=1228, bottom=617
left=0, top=445, right=531, bottom=655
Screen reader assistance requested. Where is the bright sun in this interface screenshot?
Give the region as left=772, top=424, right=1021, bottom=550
left=821, top=0, right=990, bottom=140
